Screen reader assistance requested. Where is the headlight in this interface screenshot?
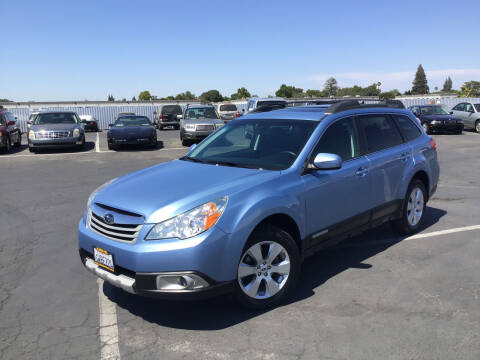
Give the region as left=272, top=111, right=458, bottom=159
left=73, top=128, right=80, bottom=137
left=28, top=130, right=35, bottom=140
left=184, top=124, right=196, bottom=130
left=215, top=123, right=224, bottom=129
left=86, top=178, right=118, bottom=210
left=146, top=197, right=228, bottom=240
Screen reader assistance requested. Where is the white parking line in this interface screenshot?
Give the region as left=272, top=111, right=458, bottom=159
left=96, top=133, right=100, bottom=153
left=98, top=278, right=121, bottom=360
left=340, top=224, right=480, bottom=249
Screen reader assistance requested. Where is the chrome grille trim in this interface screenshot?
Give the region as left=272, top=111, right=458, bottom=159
left=196, top=125, right=214, bottom=131
left=36, top=130, right=71, bottom=139
left=88, top=211, right=142, bottom=242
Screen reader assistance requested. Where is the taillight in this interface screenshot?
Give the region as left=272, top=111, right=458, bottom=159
left=235, top=112, right=241, bottom=117
left=429, top=138, right=437, bottom=151
left=159, top=114, right=163, bottom=119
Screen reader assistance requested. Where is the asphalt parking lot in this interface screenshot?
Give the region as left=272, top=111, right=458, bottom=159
left=1, top=129, right=479, bottom=360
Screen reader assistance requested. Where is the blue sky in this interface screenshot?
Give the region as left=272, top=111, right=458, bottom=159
left=1, top=0, right=479, bottom=101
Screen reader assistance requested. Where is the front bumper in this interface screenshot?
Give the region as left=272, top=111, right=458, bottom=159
left=78, top=217, right=238, bottom=299
left=182, top=130, right=214, bottom=139
left=428, top=122, right=463, bottom=133
left=80, top=250, right=233, bottom=299
left=29, top=137, right=83, bottom=149
left=109, top=138, right=156, bottom=145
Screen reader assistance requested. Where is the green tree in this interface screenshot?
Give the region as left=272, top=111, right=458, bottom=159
left=323, top=77, right=338, bottom=96
left=199, top=90, right=224, bottom=103
left=361, top=83, right=381, bottom=96
left=460, top=81, right=480, bottom=97
left=411, top=64, right=429, bottom=94
left=379, top=89, right=401, bottom=100
left=305, top=89, right=324, bottom=97
left=175, top=91, right=196, bottom=100
left=337, top=85, right=364, bottom=97
left=442, top=77, right=453, bottom=92
left=138, top=91, right=152, bottom=101
left=0, top=99, right=11, bottom=102
left=107, top=94, right=115, bottom=101
left=230, top=87, right=251, bottom=100
left=275, top=84, right=304, bottom=98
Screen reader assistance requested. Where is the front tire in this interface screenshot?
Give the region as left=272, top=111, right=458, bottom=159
left=234, top=224, right=300, bottom=310
left=14, top=133, right=21, bottom=147
left=422, top=122, right=430, bottom=134
left=392, top=179, right=427, bottom=235
left=475, top=120, right=480, bottom=133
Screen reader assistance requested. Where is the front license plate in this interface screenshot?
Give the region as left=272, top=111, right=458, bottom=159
left=94, top=247, right=115, bottom=272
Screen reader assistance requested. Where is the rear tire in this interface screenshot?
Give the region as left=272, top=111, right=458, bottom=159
left=29, top=146, right=36, bottom=153
left=234, top=224, right=300, bottom=310
left=2, top=137, right=11, bottom=153
left=181, top=139, right=189, bottom=146
left=391, top=179, right=427, bottom=235
left=475, top=120, right=480, bottom=133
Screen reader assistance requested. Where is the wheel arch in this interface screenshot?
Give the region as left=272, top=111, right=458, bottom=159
left=410, top=170, right=430, bottom=201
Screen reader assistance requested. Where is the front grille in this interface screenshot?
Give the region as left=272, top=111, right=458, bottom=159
left=88, top=211, right=142, bottom=242
left=196, top=125, right=214, bottom=131
left=37, top=130, right=71, bottom=139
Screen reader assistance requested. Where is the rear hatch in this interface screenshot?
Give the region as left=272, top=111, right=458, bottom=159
left=161, top=105, right=182, bottom=122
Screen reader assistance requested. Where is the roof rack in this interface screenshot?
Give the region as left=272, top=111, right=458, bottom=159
left=325, top=99, right=405, bottom=114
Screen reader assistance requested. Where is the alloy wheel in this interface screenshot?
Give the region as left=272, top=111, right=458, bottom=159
left=476, top=121, right=480, bottom=133
left=237, top=241, right=290, bottom=299
left=407, top=187, right=424, bottom=226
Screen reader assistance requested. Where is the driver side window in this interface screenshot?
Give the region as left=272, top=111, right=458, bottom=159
left=313, top=117, right=360, bottom=162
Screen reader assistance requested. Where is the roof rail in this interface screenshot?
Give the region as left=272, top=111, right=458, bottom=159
left=324, top=99, right=405, bottom=114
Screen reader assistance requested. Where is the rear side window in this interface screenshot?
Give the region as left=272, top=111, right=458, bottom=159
left=357, top=114, right=403, bottom=153
left=314, top=117, right=360, bottom=162
left=392, top=115, right=421, bottom=142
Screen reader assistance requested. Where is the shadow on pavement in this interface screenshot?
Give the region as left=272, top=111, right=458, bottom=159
left=33, top=141, right=96, bottom=154
left=105, top=206, right=446, bottom=330
left=110, top=141, right=164, bottom=152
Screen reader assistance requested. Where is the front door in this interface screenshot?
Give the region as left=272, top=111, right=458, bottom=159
left=303, top=116, right=372, bottom=244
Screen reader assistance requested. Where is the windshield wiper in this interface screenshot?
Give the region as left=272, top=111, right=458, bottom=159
left=179, top=156, right=205, bottom=163
left=208, top=160, right=262, bottom=169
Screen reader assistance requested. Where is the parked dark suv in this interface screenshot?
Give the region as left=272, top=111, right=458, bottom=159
left=156, top=105, right=183, bottom=130
left=0, top=107, right=22, bottom=153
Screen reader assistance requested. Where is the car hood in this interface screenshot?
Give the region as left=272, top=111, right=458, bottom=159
left=94, top=160, right=279, bottom=223
left=108, top=126, right=155, bottom=136
left=182, top=119, right=224, bottom=125
left=420, top=114, right=461, bottom=121
left=30, top=123, right=81, bottom=131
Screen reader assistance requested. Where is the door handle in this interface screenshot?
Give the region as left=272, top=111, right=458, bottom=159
left=400, top=153, right=410, bottom=162
left=355, top=167, right=368, bottom=177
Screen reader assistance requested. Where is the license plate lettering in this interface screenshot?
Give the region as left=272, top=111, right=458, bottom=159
left=94, top=247, right=115, bottom=272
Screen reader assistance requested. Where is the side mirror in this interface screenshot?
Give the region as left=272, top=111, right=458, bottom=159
left=189, top=144, right=197, bottom=152
left=311, top=153, right=342, bottom=170
left=177, top=114, right=183, bottom=120
left=449, top=111, right=453, bottom=115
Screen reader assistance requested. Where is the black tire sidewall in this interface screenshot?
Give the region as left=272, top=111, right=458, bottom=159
left=233, top=224, right=301, bottom=309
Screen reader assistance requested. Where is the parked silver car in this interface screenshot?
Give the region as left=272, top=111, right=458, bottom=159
left=28, top=111, right=85, bottom=153
left=451, top=102, right=480, bottom=132
left=179, top=105, right=224, bottom=146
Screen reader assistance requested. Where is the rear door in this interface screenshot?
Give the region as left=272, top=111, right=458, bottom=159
left=356, top=113, right=410, bottom=218
left=463, top=103, right=476, bottom=129
left=452, top=103, right=467, bottom=125
left=303, top=116, right=372, bottom=244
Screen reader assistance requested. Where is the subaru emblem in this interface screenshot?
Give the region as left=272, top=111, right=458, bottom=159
left=104, top=213, right=114, bottom=224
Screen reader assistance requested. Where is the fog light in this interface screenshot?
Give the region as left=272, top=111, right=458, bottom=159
left=156, top=274, right=209, bottom=290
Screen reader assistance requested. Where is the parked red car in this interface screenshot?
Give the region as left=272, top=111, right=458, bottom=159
left=0, top=107, right=22, bottom=153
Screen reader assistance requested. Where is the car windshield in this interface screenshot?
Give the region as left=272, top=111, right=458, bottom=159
left=184, top=107, right=219, bottom=120
left=182, top=119, right=317, bottom=170
left=219, top=104, right=237, bottom=112
left=114, top=116, right=151, bottom=127
left=34, top=113, right=79, bottom=125
left=162, top=105, right=182, bottom=114
left=474, top=104, right=480, bottom=112
left=419, top=106, right=449, bottom=115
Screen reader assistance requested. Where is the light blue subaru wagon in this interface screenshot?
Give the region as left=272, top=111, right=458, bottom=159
left=79, top=100, right=439, bottom=309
